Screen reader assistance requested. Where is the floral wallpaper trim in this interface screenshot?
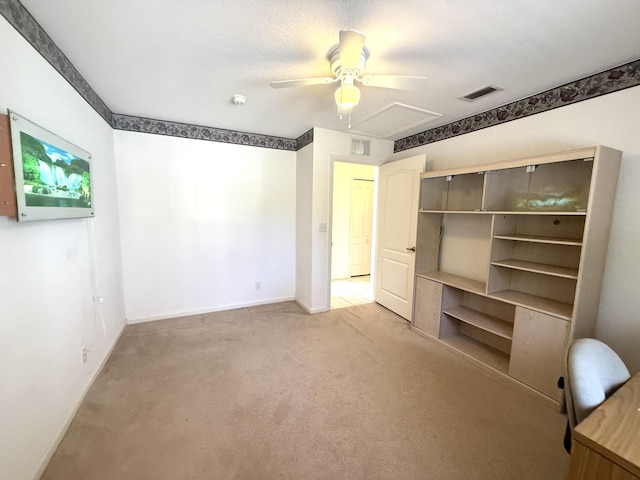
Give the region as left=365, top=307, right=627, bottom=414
left=0, top=0, right=303, bottom=151
left=113, top=114, right=298, bottom=151
left=296, top=129, right=314, bottom=150
left=10, top=0, right=637, bottom=154
left=394, top=59, right=640, bottom=153
left=0, top=0, right=114, bottom=126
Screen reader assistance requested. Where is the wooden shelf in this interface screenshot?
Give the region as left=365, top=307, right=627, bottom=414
left=487, top=211, right=587, bottom=216
left=417, top=272, right=486, bottom=294
left=440, top=333, right=510, bottom=374
left=419, top=210, right=586, bottom=216
left=491, top=259, right=579, bottom=279
left=419, top=209, right=486, bottom=214
left=493, top=234, right=583, bottom=246
left=443, top=305, right=513, bottom=340
left=490, top=289, right=573, bottom=319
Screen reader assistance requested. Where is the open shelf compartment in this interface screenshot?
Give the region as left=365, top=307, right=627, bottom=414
left=492, top=214, right=585, bottom=243
left=416, top=213, right=492, bottom=290
left=490, top=289, right=573, bottom=319
left=443, top=305, right=513, bottom=339
left=437, top=286, right=515, bottom=374
left=440, top=333, right=510, bottom=374
left=492, top=233, right=583, bottom=246
left=490, top=259, right=579, bottom=279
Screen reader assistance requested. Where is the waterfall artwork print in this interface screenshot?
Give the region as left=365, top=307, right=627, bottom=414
left=9, top=111, right=95, bottom=222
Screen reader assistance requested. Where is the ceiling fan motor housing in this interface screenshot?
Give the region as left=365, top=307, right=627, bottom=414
left=328, top=44, right=369, bottom=81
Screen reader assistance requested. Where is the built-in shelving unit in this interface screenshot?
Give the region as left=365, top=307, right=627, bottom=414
left=412, top=146, right=622, bottom=406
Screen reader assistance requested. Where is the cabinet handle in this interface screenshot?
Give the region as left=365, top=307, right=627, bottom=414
left=406, top=246, right=416, bottom=252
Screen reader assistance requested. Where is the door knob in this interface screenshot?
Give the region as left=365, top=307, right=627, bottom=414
left=406, top=246, right=416, bottom=252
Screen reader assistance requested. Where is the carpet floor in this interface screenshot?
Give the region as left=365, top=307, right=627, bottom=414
left=41, top=301, right=570, bottom=479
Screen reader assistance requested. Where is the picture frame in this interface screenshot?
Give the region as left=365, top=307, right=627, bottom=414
left=8, top=110, right=95, bottom=222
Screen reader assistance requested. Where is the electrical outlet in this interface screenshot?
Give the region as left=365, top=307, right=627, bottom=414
left=255, top=282, right=261, bottom=290
left=81, top=347, right=88, bottom=364
left=319, top=223, right=327, bottom=233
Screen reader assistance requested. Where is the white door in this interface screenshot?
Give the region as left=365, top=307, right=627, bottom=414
left=349, top=179, right=374, bottom=276
left=374, top=154, right=425, bottom=319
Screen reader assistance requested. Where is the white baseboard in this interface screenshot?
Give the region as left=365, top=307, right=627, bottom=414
left=295, top=297, right=328, bottom=314
left=32, top=321, right=127, bottom=480
left=126, top=296, right=296, bottom=324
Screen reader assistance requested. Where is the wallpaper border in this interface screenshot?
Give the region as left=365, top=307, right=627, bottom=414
left=296, top=129, right=314, bottom=150
left=0, top=0, right=300, bottom=151
left=394, top=59, right=640, bottom=153
left=113, top=114, right=298, bottom=151
left=3, top=0, right=639, bottom=153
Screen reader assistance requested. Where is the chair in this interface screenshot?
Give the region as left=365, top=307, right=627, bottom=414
left=563, top=338, right=630, bottom=452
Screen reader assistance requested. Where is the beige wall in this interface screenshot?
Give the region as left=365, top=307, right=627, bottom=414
left=391, top=85, right=640, bottom=372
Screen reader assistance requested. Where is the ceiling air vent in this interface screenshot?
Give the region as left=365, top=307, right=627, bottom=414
left=459, top=84, right=503, bottom=102
left=351, top=138, right=370, bottom=156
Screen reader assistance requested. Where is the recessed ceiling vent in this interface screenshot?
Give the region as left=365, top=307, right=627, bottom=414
left=459, top=84, right=503, bottom=102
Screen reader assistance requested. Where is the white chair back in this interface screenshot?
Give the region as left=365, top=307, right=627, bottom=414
left=566, top=338, right=630, bottom=431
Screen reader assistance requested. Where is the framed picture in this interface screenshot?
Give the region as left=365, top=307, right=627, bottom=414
left=9, top=111, right=94, bottom=222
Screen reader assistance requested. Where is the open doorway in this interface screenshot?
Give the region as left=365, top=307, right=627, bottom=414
left=330, top=161, right=377, bottom=309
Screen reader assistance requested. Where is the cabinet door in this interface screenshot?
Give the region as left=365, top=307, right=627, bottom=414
left=509, top=307, right=570, bottom=400
left=413, top=277, right=442, bottom=337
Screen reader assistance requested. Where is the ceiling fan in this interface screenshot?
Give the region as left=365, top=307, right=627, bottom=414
left=270, top=30, right=428, bottom=127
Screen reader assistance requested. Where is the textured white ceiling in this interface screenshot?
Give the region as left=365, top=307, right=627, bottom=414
left=18, top=0, right=640, bottom=140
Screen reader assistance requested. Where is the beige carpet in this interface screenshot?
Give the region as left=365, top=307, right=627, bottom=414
left=41, top=302, right=570, bottom=479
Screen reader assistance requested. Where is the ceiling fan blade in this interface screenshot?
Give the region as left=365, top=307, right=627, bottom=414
left=360, top=75, right=428, bottom=91
left=339, top=30, right=366, bottom=70
left=270, top=77, right=336, bottom=88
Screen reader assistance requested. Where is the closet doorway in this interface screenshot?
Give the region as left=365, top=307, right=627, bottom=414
left=330, top=161, right=376, bottom=309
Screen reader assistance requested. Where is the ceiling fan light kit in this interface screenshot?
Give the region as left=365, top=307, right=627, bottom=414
left=334, top=77, right=361, bottom=111
left=270, top=30, right=428, bottom=129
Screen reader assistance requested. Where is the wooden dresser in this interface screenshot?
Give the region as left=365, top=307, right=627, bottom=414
left=568, top=373, right=640, bottom=479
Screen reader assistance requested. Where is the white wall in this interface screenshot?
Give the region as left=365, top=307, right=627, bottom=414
left=0, top=17, right=125, bottom=480
left=114, top=131, right=296, bottom=322
left=295, top=143, right=313, bottom=311
left=306, top=128, right=393, bottom=312
left=331, top=162, right=375, bottom=280
left=392, top=85, right=640, bottom=372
